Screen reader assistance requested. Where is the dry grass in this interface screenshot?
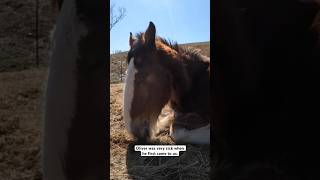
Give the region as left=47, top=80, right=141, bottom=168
left=110, top=83, right=210, bottom=180
left=0, top=68, right=47, bottom=180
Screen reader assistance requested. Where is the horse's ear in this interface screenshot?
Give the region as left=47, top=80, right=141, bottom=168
left=129, top=32, right=135, bottom=47
left=144, top=22, right=156, bottom=48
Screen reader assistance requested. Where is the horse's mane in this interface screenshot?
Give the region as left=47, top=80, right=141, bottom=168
left=134, top=32, right=207, bottom=64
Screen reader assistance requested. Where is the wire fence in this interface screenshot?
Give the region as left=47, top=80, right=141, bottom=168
left=0, top=0, right=55, bottom=73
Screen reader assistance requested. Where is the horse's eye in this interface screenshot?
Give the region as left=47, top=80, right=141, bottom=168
left=134, top=57, right=143, bottom=67
left=127, top=52, right=133, bottom=64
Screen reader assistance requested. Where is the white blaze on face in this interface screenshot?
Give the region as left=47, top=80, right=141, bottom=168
left=123, top=58, right=137, bottom=133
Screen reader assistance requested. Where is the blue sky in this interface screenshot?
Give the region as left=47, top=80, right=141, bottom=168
left=110, top=0, right=210, bottom=53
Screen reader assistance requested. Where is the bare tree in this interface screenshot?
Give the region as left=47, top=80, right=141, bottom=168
left=110, top=3, right=126, bottom=31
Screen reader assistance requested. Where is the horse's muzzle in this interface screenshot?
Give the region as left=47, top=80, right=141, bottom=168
left=130, top=121, right=150, bottom=142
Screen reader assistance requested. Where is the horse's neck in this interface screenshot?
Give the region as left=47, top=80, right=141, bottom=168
left=169, top=55, right=210, bottom=115
left=43, top=0, right=106, bottom=179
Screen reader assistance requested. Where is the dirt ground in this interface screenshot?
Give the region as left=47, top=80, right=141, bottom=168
left=0, top=68, right=47, bottom=180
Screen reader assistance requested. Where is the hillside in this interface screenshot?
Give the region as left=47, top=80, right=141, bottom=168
left=110, top=41, right=210, bottom=83
left=0, top=0, right=55, bottom=73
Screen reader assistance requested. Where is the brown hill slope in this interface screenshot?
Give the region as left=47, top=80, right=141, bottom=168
left=0, top=0, right=55, bottom=73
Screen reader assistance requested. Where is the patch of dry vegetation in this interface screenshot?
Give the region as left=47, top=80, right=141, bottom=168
left=0, top=68, right=47, bottom=180
left=125, top=144, right=210, bottom=180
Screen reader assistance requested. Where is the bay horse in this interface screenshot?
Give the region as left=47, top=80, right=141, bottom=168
left=43, top=0, right=107, bottom=179
left=123, top=22, right=210, bottom=144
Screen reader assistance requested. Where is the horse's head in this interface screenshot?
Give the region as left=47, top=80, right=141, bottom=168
left=123, top=22, right=173, bottom=141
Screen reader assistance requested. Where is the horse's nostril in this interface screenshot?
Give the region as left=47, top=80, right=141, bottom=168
left=132, top=123, right=150, bottom=141
left=134, top=127, right=150, bottom=143
left=143, top=127, right=150, bottom=138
